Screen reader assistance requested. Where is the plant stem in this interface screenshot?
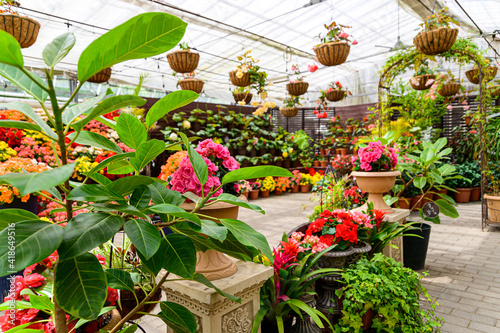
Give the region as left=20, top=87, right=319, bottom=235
left=60, top=81, right=84, bottom=112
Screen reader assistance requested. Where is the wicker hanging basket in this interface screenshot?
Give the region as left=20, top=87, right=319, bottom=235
left=314, top=42, right=350, bottom=67
left=179, top=79, right=204, bottom=93
left=325, top=90, right=345, bottom=102
left=465, top=67, right=498, bottom=84
left=166, top=50, right=200, bottom=73
left=413, top=27, right=458, bottom=55
left=409, top=74, right=436, bottom=91
left=118, top=287, right=162, bottom=320
left=229, top=70, right=251, bottom=87
left=286, top=82, right=309, bottom=96
left=88, top=68, right=112, bottom=83
left=437, top=83, right=461, bottom=97
left=489, top=85, right=500, bottom=98
left=233, top=92, right=253, bottom=105
left=0, top=14, right=40, bottom=48
left=280, top=107, right=298, bottom=117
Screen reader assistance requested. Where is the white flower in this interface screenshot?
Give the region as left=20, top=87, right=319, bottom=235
left=182, top=120, right=191, bottom=129
left=169, top=133, right=178, bottom=141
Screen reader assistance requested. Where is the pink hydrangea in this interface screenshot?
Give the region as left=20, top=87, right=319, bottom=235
left=169, top=156, right=223, bottom=198
left=355, top=141, right=398, bottom=172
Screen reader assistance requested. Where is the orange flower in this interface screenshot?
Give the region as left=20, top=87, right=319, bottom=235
left=0, top=158, right=50, bottom=204
left=158, top=151, right=188, bottom=181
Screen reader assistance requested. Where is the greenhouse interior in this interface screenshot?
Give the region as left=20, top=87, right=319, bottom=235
left=1, top=0, right=500, bottom=332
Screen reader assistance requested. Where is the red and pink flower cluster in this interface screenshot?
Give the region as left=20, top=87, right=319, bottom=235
left=352, top=141, right=398, bottom=172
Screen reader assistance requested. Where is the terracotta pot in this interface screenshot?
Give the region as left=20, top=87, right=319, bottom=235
left=351, top=171, right=401, bottom=213
left=398, top=197, right=411, bottom=209
left=346, top=125, right=353, bottom=131
left=339, top=148, right=348, bottom=156
left=249, top=190, right=259, bottom=200
left=261, top=190, right=270, bottom=198
left=471, top=186, right=481, bottom=201
left=181, top=198, right=246, bottom=280
left=291, top=159, right=300, bottom=168
left=300, top=184, right=311, bottom=193
left=336, top=148, right=341, bottom=154
left=0, top=14, right=40, bottom=48
left=320, top=149, right=326, bottom=155
left=280, top=107, right=298, bottom=117
left=325, top=148, right=331, bottom=155
left=413, top=27, right=458, bottom=55
left=118, top=287, right=162, bottom=320
left=454, top=188, right=472, bottom=203
left=313, top=160, right=320, bottom=167
left=242, top=191, right=249, bottom=199
left=411, top=195, right=423, bottom=211
left=292, top=185, right=299, bottom=193
left=283, top=158, right=291, bottom=169
left=166, top=49, right=200, bottom=73
left=233, top=92, right=252, bottom=105
left=409, top=74, right=436, bottom=90
left=325, top=90, right=345, bottom=102
left=437, top=83, right=461, bottom=97
left=274, top=189, right=283, bottom=196
left=433, top=188, right=448, bottom=200
left=422, top=192, right=434, bottom=206
left=88, top=68, right=111, bottom=83
left=465, top=66, right=498, bottom=84
left=229, top=70, right=251, bottom=86
left=178, top=79, right=204, bottom=93
left=485, top=194, right=500, bottom=223
left=464, top=116, right=472, bottom=126
left=320, top=161, right=328, bottom=167
left=286, top=81, right=309, bottom=96
left=314, top=41, right=350, bottom=66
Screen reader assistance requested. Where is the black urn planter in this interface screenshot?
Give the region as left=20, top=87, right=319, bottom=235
left=403, top=222, right=431, bottom=270
left=261, top=316, right=293, bottom=333
left=0, top=195, right=38, bottom=214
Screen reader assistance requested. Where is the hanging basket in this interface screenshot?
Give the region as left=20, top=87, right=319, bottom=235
left=280, top=107, right=298, bottom=117
left=314, top=42, right=350, bottom=67
left=409, top=74, right=435, bottom=91
left=118, top=287, right=162, bottom=320
left=0, top=14, right=40, bottom=48
left=166, top=50, right=200, bottom=73
left=229, top=70, right=251, bottom=87
left=88, top=68, right=112, bottom=83
left=437, top=83, right=461, bottom=97
left=233, top=92, right=253, bottom=105
left=489, top=85, right=500, bottom=98
left=465, top=67, right=498, bottom=84
left=325, top=90, right=345, bottom=102
left=178, top=79, right=204, bottom=93
left=413, top=27, right=458, bottom=55
left=286, top=82, right=309, bottom=96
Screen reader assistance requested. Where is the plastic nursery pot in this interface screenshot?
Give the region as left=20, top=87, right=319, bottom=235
left=260, top=190, right=270, bottom=198
left=274, top=189, right=283, bottom=196
left=337, top=290, right=375, bottom=331
left=403, top=222, right=432, bottom=270
left=249, top=190, right=259, bottom=200
left=292, top=185, right=299, bottom=193
left=313, top=160, right=320, bottom=167
left=470, top=187, right=481, bottom=201
left=397, top=197, right=411, bottom=209
left=118, top=287, right=162, bottom=320
left=433, top=189, right=448, bottom=200
left=413, top=27, right=458, bottom=55
left=454, top=188, right=472, bottom=203
left=242, top=191, right=249, bottom=199
left=300, top=184, right=311, bottom=193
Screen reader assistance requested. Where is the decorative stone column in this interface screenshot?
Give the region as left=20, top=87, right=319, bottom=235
left=159, top=260, right=273, bottom=333
left=381, top=208, right=410, bottom=263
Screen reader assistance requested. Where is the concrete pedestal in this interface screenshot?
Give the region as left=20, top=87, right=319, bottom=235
left=159, top=260, right=273, bottom=333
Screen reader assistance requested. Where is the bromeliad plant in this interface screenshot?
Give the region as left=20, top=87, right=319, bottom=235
left=0, top=12, right=292, bottom=333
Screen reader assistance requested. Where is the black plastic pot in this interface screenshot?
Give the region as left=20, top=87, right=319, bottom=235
left=0, top=195, right=38, bottom=214
left=403, top=222, right=431, bottom=270
left=261, top=316, right=293, bottom=333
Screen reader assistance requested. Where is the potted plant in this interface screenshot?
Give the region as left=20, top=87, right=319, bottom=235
left=280, top=95, right=301, bottom=118
left=260, top=176, right=276, bottom=198
left=313, top=21, right=357, bottom=67
left=186, top=107, right=206, bottom=132
left=290, top=170, right=302, bottom=193
left=463, top=109, right=474, bottom=126
left=488, top=79, right=500, bottom=98
left=466, top=64, right=498, bottom=85
left=409, top=59, right=435, bottom=90
left=319, top=155, right=328, bottom=168
left=230, top=50, right=268, bottom=95
left=249, top=181, right=261, bottom=199
left=177, top=71, right=204, bottom=93
left=274, top=177, right=290, bottom=195
left=413, top=7, right=459, bottom=55
left=467, top=161, right=481, bottom=201
left=166, top=42, right=200, bottom=73
left=286, top=64, right=308, bottom=96
left=232, top=86, right=253, bottom=105
left=0, top=0, right=40, bottom=48
left=239, top=180, right=252, bottom=199
left=445, top=163, right=473, bottom=203
left=299, top=173, right=312, bottom=192
left=436, top=70, right=463, bottom=97
left=324, top=81, right=350, bottom=102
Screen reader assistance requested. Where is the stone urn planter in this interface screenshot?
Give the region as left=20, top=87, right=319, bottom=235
left=325, top=90, right=345, bottom=102
left=88, top=68, right=111, bottom=83
left=409, top=74, right=435, bottom=90
left=314, top=41, right=350, bottom=66
left=280, top=107, right=298, bottom=117
left=229, top=70, right=251, bottom=86
left=166, top=49, right=200, bottom=73
left=413, top=27, right=458, bottom=55
left=351, top=170, right=401, bottom=213
left=465, top=66, right=498, bottom=84
left=437, top=82, right=461, bottom=97
left=178, top=79, right=204, bottom=93
left=286, top=81, right=309, bottom=96
left=485, top=194, right=500, bottom=223
left=0, top=13, right=40, bottom=48
left=233, top=92, right=252, bottom=105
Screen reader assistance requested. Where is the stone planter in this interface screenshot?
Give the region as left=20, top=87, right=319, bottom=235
left=166, top=49, right=200, bottom=73
left=413, top=27, right=458, bottom=55
left=314, top=41, right=350, bottom=66
left=485, top=194, right=500, bottom=223
left=351, top=170, right=400, bottom=213
left=454, top=188, right=472, bottom=203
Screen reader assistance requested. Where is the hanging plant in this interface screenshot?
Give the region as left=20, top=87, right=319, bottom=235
left=409, top=59, right=435, bottom=90
left=166, top=42, right=200, bottom=73
left=488, top=80, right=500, bottom=98
left=465, top=63, right=498, bottom=84
left=88, top=67, right=112, bottom=83
left=232, top=86, right=252, bottom=105
left=435, top=70, right=463, bottom=97
left=324, top=81, right=351, bottom=101
left=286, top=64, right=309, bottom=96
left=413, top=8, right=459, bottom=55
left=280, top=95, right=301, bottom=117
left=176, top=72, right=203, bottom=94
left=313, top=21, right=357, bottom=67
left=0, top=0, right=40, bottom=48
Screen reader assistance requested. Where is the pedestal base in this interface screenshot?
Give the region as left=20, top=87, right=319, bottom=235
left=160, top=260, right=273, bottom=333
left=196, top=250, right=238, bottom=280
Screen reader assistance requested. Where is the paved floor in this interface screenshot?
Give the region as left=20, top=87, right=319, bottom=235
left=131, top=193, right=500, bottom=332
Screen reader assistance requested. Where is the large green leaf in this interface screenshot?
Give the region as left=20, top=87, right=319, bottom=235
left=0, top=102, right=56, bottom=139
left=147, top=203, right=200, bottom=224
left=86, top=152, right=135, bottom=177
left=179, top=132, right=208, bottom=186
left=0, top=120, right=42, bottom=132
left=137, top=238, right=168, bottom=275
left=62, top=90, right=111, bottom=125
left=55, top=253, right=107, bottom=320
left=130, top=185, right=151, bottom=209
left=0, top=209, right=38, bottom=231
left=30, top=294, right=54, bottom=311
left=42, top=32, right=76, bottom=67
left=199, top=219, right=227, bottom=241
left=67, top=184, right=125, bottom=203
left=0, top=221, right=63, bottom=276
left=145, top=90, right=198, bottom=128
left=78, top=13, right=187, bottom=82
left=158, top=301, right=197, bottom=333
left=72, top=95, right=145, bottom=132
left=220, top=219, right=272, bottom=261
left=162, top=234, right=196, bottom=278
left=0, top=29, right=24, bottom=68
left=107, top=159, right=135, bottom=175
left=107, top=175, right=158, bottom=196
left=90, top=203, right=150, bottom=221
left=105, top=268, right=134, bottom=292
left=129, top=139, right=165, bottom=172
left=116, top=113, right=147, bottom=150
left=222, top=166, right=293, bottom=185
left=435, top=199, right=459, bottom=218
left=124, top=219, right=161, bottom=260
left=216, top=193, right=264, bottom=214
left=191, top=273, right=240, bottom=302
left=413, top=176, right=427, bottom=189
left=0, top=163, right=75, bottom=196
left=0, top=64, right=48, bottom=103
left=67, top=131, right=122, bottom=154
left=148, top=182, right=185, bottom=206
left=58, top=212, right=124, bottom=260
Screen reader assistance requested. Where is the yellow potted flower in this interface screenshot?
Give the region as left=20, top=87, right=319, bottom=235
left=260, top=176, right=276, bottom=198
left=299, top=173, right=313, bottom=192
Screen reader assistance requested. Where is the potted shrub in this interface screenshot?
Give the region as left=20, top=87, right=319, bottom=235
left=274, top=177, right=290, bottom=195
left=0, top=0, right=40, bottom=48
left=285, top=64, right=308, bottom=96
left=409, top=59, right=435, bottom=90
left=280, top=95, right=301, bottom=118
left=166, top=42, right=200, bottom=73
left=177, top=72, right=204, bottom=93
left=260, top=176, right=276, bottom=198
left=413, top=7, right=459, bottom=55
left=249, top=181, right=261, bottom=199
left=324, top=81, right=350, bottom=102
left=313, top=21, right=357, bottom=67
left=445, top=163, right=473, bottom=203
left=232, top=86, right=253, bottom=105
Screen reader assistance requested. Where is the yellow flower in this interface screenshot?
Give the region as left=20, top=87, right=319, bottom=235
left=237, top=101, right=246, bottom=106
left=282, top=151, right=289, bottom=158
left=289, top=148, right=293, bottom=154
left=251, top=101, right=260, bottom=107
left=182, top=120, right=191, bottom=129
left=260, top=92, right=267, bottom=100
left=269, top=102, right=276, bottom=108
left=236, top=70, right=243, bottom=78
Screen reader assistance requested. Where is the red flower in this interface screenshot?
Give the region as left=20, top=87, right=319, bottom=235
left=0, top=311, right=19, bottom=331
left=309, top=168, right=316, bottom=176
left=106, top=287, right=118, bottom=306
left=319, top=234, right=334, bottom=247
left=19, top=308, right=40, bottom=324
left=372, top=209, right=386, bottom=230
left=335, top=220, right=358, bottom=244
left=23, top=264, right=38, bottom=276
left=96, top=254, right=107, bottom=266
left=280, top=238, right=303, bottom=258
left=24, top=273, right=45, bottom=288
left=306, top=218, right=326, bottom=236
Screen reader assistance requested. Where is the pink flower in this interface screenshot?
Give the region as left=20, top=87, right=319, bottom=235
left=368, top=124, right=375, bottom=129
left=308, top=63, right=318, bottom=73
left=462, top=100, right=467, bottom=105
left=326, top=87, right=333, bottom=93
left=222, top=157, right=239, bottom=171
left=463, top=105, right=470, bottom=110
left=352, top=40, right=358, bottom=45
left=447, top=105, right=453, bottom=110
left=24, top=273, right=45, bottom=288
